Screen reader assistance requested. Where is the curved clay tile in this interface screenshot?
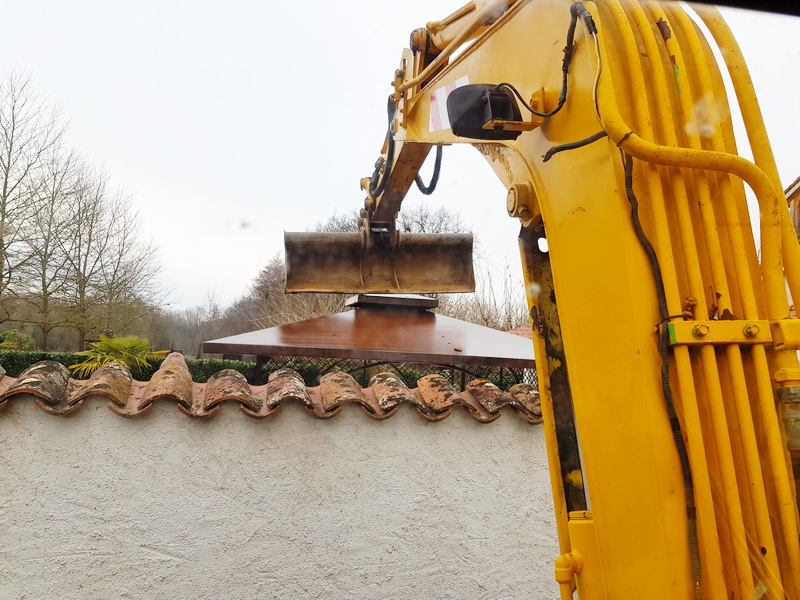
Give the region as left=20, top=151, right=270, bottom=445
left=0, top=355, right=541, bottom=425
left=0, top=361, right=73, bottom=415
left=266, top=368, right=311, bottom=410
left=239, top=368, right=311, bottom=419
left=369, top=373, right=415, bottom=412
left=142, top=353, right=193, bottom=412
left=416, top=374, right=465, bottom=414
left=459, top=380, right=507, bottom=423
left=466, top=379, right=509, bottom=413
left=188, top=369, right=260, bottom=418
left=507, top=383, right=542, bottom=424
left=74, top=362, right=133, bottom=410
left=317, top=371, right=374, bottom=418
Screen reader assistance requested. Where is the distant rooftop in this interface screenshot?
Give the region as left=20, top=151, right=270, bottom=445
left=786, top=176, right=800, bottom=202
left=786, top=176, right=800, bottom=238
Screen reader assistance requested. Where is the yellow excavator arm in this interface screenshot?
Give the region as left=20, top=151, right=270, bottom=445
left=285, top=1, right=800, bottom=598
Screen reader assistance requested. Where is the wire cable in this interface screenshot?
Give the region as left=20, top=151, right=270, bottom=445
left=623, top=152, right=701, bottom=586
left=497, top=3, right=596, bottom=118
left=543, top=131, right=608, bottom=162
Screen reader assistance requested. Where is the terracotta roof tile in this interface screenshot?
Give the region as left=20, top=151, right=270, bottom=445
left=77, top=362, right=133, bottom=409
left=785, top=175, right=800, bottom=200
left=318, top=371, right=373, bottom=417
left=146, top=352, right=193, bottom=411
left=370, top=372, right=416, bottom=412
left=265, top=368, right=312, bottom=409
left=468, top=380, right=542, bottom=421
left=505, top=325, right=533, bottom=338
left=468, top=379, right=514, bottom=414
left=0, top=352, right=541, bottom=425
left=194, top=368, right=261, bottom=417
left=1, top=360, right=74, bottom=414
left=417, top=374, right=468, bottom=415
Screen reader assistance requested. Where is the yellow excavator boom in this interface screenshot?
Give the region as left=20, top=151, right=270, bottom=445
left=284, top=1, right=800, bottom=598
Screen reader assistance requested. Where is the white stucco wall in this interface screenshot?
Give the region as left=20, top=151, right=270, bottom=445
left=0, top=399, right=558, bottom=600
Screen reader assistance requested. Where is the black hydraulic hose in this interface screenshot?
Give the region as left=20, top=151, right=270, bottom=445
left=369, top=96, right=397, bottom=199
left=623, top=152, right=701, bottom=587
left=543, top=131, right=608, bottom=162
left=369, top=97, right=442, bottom=198
left=415, top=146, right=443, bottom=195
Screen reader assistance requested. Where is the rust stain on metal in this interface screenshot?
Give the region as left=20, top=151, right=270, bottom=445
left=474, top=143, right=514, bottom=181
left=656, top=17, right=672, bottom=42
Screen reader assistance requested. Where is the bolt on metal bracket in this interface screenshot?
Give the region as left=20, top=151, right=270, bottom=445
left=666, top=320, right=771, bottom=346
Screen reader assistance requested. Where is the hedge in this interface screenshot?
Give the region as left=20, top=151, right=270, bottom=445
left=0, top=351, right=258, bottom=383
left=0, top=351, right=84, bottom=377
left=0, top=351, right=530, bottom=390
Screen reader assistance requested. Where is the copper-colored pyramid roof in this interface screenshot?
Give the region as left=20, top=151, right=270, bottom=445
left=203, top=294, right=535, bottom=369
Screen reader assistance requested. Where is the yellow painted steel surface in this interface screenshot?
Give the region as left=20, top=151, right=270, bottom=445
left=667, top=320, right=771, bottom=346
left=344, top=0, right=800, bottom=597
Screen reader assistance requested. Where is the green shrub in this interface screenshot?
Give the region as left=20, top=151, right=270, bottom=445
left=184, top=358, right=256, bottom=383
left=268, top=359, right=324, bottom=385
left=0, top=351, right=83, bottom=377
left=0, top=350, right=255, bottom=382
left=0, top=330, right=36, bottom=351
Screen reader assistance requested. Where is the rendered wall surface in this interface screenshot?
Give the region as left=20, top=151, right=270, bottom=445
left=0, top=400, right=557, bottom=600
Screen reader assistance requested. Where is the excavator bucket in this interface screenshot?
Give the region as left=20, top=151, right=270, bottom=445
left=284, top=231, right=475, bottom=293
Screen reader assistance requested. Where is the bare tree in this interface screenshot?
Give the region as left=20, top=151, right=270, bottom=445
left=0, top=72, right=169, bottom=350
left=162, top=288, right=250, bottom=358
left=312, top=208, right=360, bottom=233
left=58, top=166, right=110, bottom=345
left=397, top=204, right=467, bottom=234
left=95, top=191, right=164, bottom=334
left=0, top=72, right=67, bottom=317
left=436, top=259, right=528, bottom=331
left=244, top=253, right=345, bottom=329
left=60, top=166, right=164, bottom=347
left=17, top=145, right=80, bottom=349
left=311, top=204, right=468, bottom=235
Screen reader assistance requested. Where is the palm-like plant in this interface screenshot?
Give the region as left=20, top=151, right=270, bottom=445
left=70, top=335, right=168, bottom=378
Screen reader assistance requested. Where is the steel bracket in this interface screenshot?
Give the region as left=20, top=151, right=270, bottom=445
left=667, top=320, right=771, bottom=346
left=771, top=319, right=800, bottom=351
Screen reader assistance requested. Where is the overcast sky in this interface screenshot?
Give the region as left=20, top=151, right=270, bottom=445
left=1, top=2, right=797, bottom=309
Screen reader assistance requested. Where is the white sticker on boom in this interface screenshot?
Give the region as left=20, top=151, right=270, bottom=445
left=429, top=76, right=470, bottom=132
